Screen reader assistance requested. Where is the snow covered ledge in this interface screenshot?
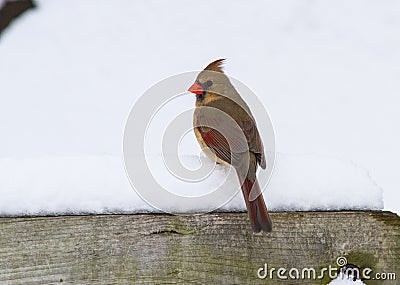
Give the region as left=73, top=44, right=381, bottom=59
left=0, top=211, right=398, bottom=284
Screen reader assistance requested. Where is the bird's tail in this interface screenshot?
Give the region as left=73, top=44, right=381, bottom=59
left=237, top=169, right=272, bottom=233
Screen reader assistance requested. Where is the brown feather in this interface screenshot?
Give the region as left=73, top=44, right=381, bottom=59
left=204, top=59, right=226, bottom=73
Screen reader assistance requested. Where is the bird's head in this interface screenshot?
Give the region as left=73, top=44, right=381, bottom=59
left=188, top=59, right=232, bottom=103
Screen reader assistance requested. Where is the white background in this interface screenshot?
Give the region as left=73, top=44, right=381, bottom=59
left=0, top=1, right=398, bottom=215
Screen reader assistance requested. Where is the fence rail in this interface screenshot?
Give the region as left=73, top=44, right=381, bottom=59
left=0, top=211, right=399, bottom=284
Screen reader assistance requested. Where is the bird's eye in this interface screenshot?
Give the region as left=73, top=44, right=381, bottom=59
left=204, top=80, right=213, bottom=88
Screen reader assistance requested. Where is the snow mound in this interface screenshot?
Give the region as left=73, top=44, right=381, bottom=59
left=0, top=153, right=382, bottom=216
left=268, top=153, right=383, bottom=211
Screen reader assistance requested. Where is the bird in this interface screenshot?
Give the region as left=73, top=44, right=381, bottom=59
left=188, top=59, right=272, bottom=232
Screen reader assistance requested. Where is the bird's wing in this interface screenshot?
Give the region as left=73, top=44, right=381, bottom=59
left=195, top=126, right=232, bottom=164
left=208, top=97, right=266, bottom=169
left=194, top=107, right=249, bottom=167
left=241, top=119, right=266, bottom=169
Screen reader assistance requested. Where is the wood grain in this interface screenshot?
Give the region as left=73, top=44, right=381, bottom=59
left=0, top=211, right=398, bottom=284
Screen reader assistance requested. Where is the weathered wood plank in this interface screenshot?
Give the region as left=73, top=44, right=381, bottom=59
left=0, top=211, right=398, bottom=284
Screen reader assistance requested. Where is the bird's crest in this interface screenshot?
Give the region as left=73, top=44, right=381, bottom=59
left=204, top=59, right=225, bottom=73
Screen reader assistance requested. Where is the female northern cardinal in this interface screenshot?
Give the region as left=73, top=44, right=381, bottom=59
left=188, top=59, right=272, bottom=232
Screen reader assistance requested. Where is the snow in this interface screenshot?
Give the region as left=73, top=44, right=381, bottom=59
left=0, top=153, right=382, bottom=216
left=328, top=274, right=366, bottom=285
left=0, top=1, right=398, bottom=215
left=268, top=154, right=382, bottom=211
left=0, top=155, right=150, bottom=215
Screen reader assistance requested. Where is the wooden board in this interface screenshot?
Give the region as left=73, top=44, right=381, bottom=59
left=0, top=211, right=399, bottom=284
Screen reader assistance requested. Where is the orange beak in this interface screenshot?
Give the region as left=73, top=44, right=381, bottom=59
left=188, top=82, right=203, bottom=95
